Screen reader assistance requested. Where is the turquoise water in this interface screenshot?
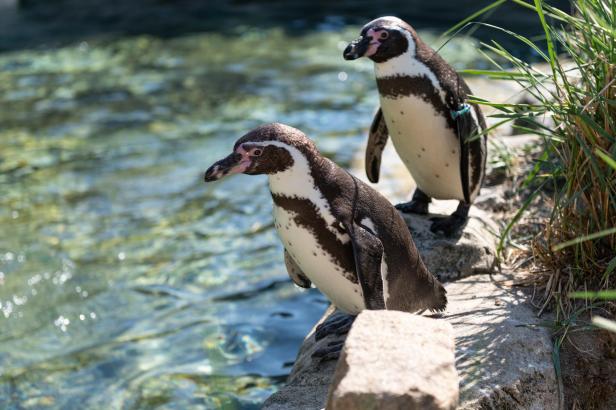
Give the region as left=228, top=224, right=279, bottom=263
left=0, top=27, right=483, bottom=408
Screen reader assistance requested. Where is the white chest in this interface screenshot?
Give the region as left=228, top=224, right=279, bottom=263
left=380, top=95, right=464, bottom=201
left=256, top=141, right=365, bottom=313
left=273, top=205, right=365, bottom=314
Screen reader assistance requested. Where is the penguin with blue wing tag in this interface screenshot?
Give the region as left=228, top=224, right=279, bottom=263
left=344, top=16, right=488, bottom=236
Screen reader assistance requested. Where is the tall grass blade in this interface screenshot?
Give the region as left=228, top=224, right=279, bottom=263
left=595, top=148, right=616, bottom=171
left=570, top=290, right=616, bottom=300
left=552, top=227, right=616, bottom=251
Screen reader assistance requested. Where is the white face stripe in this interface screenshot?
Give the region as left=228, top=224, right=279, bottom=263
left=374, top=31, right=416, bottom=78
left=374, top=30, right=447, bottom=106
left=394, top=26, right=415, bottom=56
left=255, top=140, right=350, bottom=244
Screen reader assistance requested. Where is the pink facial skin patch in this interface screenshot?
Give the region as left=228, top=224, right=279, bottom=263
left=226, top=144, right=252, bottom=175
left=364, top=28, right=382, bottom=57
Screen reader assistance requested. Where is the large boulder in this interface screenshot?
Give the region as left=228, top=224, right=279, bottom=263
left=326, top=311, right=458, bottom=410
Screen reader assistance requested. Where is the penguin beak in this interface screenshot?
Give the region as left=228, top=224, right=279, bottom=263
left=204, top=152, right=251, bottom=182
left=343, top=35, right=372, bottom=60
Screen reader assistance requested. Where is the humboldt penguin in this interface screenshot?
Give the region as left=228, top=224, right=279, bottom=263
left=204, top=123, right=446, bottom=357
left=343, top=16, right=488, bottom=236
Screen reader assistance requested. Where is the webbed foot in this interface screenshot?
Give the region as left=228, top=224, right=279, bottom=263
left=395, top=189, right=431, bottom=215
left=429, top=202, right=470, bottom=236
left=311, top=340, right=345, bottom=362
left=314, top=312, right=355, bottom=341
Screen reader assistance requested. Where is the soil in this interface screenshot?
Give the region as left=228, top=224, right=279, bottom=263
left=561, top=328, right=616, bottom=410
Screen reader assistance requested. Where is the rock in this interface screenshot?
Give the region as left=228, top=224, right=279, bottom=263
left=446, top=274, right=558, bottom=409
left=351, top=144, right=498, bottom=282
left=402, top=204, right=498, bottom=281
left=498, top=133, right=542, bottom=151
left=326, top=310, right=458, bottom=410
left=264, top=274, right=558, bottom=409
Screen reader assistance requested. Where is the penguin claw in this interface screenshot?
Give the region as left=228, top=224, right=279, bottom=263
left=429, top=215, right=467, bottom=237
left=395, top=200, right=429, bottom=215
left=314, top=313, right=356, bottom=341
left=312, top=340, right=345, bottom=362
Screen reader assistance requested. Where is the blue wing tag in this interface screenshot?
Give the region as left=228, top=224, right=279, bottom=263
left=451, top=103, right=471, bottom=120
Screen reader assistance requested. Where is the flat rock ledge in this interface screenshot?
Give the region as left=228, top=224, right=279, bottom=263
left=263, top=274, right=558, bottom=409
left=327, top=311, right=458, bottom=410
left=447, top=274, right=557, bottom=409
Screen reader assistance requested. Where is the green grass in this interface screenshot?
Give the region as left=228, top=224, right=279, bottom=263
left=458, top=0, right=615, bottom=322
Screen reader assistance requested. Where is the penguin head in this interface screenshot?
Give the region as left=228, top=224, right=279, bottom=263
left=204, top=123, right=318, bottom=181
left=344, top=16, right=416, bottom=63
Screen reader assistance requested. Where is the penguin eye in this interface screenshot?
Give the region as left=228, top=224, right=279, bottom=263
left=379, top=31, right=389, bottom=40
left=252, top=148, right=263, bottom=157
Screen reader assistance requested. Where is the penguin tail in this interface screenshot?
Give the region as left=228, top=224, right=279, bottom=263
left=429, top=282, right=448, bottom=313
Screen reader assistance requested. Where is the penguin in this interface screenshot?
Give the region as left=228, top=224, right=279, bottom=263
left=204, top=123, right=446, bottom=356
left=343, top=16, right=488, bottom=237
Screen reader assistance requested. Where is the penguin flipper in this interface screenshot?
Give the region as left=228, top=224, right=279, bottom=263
left=443, top=73, right=487, bottom=204
left=455, top=106, right=476, bottom=205
left=284, top=250, right=312, bottom=288
left=344, top=221, right=386, bottom=310
left=365, top=108, right=389, bottom=183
